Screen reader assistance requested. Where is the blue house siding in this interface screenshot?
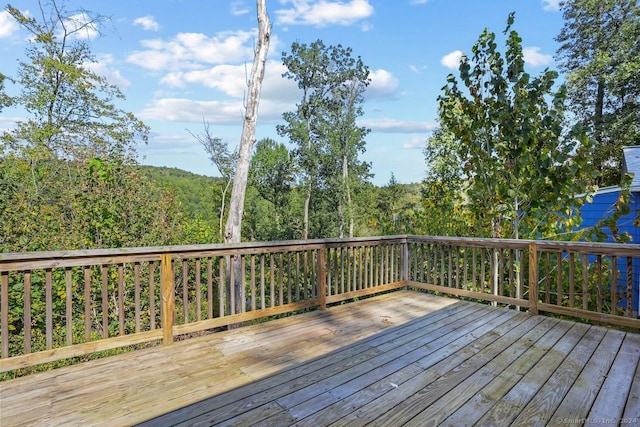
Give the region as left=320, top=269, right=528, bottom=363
left=578, top=187, right=639, bottom=316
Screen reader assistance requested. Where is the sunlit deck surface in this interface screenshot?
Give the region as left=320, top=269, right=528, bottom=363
left=1, top=290, right=639, bottom=426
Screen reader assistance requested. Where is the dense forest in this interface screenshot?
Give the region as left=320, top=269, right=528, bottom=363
left=1, top=0, right=639, bottom=254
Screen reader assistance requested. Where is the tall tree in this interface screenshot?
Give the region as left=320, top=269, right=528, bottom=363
left=223, top=0, right=270, bottom=316
left=436, top=13, right=595, bottom=239
left=556, top=0, right=640, bottom=186
left=279, top=40, right=370, bottom=239
left=321, top=78, right=371, bottom=238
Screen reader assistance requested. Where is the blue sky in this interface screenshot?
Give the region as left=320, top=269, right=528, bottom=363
left=1, top=0, right=564, bottom=185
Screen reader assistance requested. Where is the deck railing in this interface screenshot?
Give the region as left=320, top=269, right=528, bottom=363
left=1, top=236, right=638, bottom=373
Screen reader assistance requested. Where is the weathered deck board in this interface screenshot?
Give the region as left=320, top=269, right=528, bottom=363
left=0, top=290, right=638, bottom=427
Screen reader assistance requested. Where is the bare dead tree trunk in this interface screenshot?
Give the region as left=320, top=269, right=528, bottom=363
left=224, top=0, right=271, bottom=319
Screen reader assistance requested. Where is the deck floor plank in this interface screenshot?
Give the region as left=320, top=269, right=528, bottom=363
left=510, top=325, right=608, bottom=426
left=149, top=303, right=481, bottom=423
left=550, top=329, right=627, bottom=424
left=312, top=313, right=547, bottom=427
left=624, top=346, right=640, bottom=421
left=371, top=313, right=574, bottom=427
left=0, top=290, right=638, bottom=427
left=396, top=316, right=560, bottom=427
left=587, top=332, right=640, bottom=425
left=178, top=300, right=486, bottom=427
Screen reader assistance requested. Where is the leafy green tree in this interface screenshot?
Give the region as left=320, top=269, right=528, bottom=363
left=556, top=0, right=640, bottom=186
left=436, top=13, right=595, bottom=239
left=1, top=1, right=178, bottom=251
left=279, top=40, right=371, bottom=239
left=4, top=3, right=147, bottom=162
left=421, top=130, right=470, bottom=236
left=319, top=77, right=371, bottom=238
left=248, top=138, right=294, bottom=238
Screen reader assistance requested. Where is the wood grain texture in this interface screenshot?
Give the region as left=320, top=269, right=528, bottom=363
left=1, top=290, right=637, bottom=427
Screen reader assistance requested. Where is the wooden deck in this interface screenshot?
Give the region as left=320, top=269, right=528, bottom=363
left=1, top=290, right=639, bottom=426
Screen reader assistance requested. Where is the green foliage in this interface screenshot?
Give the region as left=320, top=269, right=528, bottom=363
left=435, top=13, right=595, bottom=239
left=556, top=0, right=640, bottom=186
left=0, top=73, right=13, bottom=112
left=421, top=129, right=471, bottom=236
left=247, top=138, right=296, bottom=240
left=0, top=1, right=182, bottom=252
left=278, top=40, right=372, bottom=239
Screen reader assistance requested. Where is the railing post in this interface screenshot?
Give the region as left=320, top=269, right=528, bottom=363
left=161, top=254, right=175, bottom=345
left=528, top=243, right=538, bottom=316
left=318, top=248, right=327, bottom=310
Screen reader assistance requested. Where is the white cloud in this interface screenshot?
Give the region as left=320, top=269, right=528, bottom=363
left=366, top=69, right=399, bottom=99
left=403, top=136, right=428, bottom=149
left=133, top=16, right=160, bottom=32
left=409, top=64, right=427, bottom=74
left=276, top=0, right=374, bottom=27
left=360, top=118, right=438, bottom=133
left=231, top=1, right=251, bottom=15
left=0, top=10, right=19, bottom=38
left=139, top=98, right=245, bottom=123
left=410, top=0, right=429, bottom=4
left=440, top=50, right=464, bottom=70
left=84, top=54, right=131, bottom=89
left=361, top=21, right=373, bottom=32
left=523, top=46, right=553, bottom=67
left=63, top=13, right=99, bottom=40
left=542, top=0, right=561, bottom=11
left=159, top=60, right=299, bottom=102
left=138, top=97, right=287, bottom=124
left=127, top=30, right=256, bottom=71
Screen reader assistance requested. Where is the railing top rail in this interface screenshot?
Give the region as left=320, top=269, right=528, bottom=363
left=407, top=235, right=640, bottom=257
left=2, top=235, right=638, bottom=270
left=0, top=235, right=409, bottom=266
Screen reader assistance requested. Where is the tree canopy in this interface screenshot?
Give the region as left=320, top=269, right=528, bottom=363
left=432, top=13, right=595, bottom=239
left=1, top=1, right=179, bottom=251
left=278, top=40, right=371, bottom=239
left=556, top=0, right=640, bottom=186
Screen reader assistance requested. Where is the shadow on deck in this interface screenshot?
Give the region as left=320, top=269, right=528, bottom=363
left=1, top=290, right=639, bottom=426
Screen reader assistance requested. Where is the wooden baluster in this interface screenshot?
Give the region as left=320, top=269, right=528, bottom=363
left=118, top=264, right=125, bottom=336
left=149, top=261, right=156, bottom=329
left=611, top=256, right=618, bottom=315
left=1, top=271, right=9, bottom=358
left=207, top=258, right=213, bottom=319
left=46, top=268, right=53, bottom=349
left=195, top=258, right=201, bottom=322
left=182, top=260, right=189, bottom=322
left=134, top=262, right=141, bottom=333
left=318, top=249, right=327, bottom=310
left=251, top=255, right=256, bottom=311
left=260, top=255, right=266, bottom=309
left=66, top=268, right=73, bottom=345
left=25, top=271, right=32, bottom=353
